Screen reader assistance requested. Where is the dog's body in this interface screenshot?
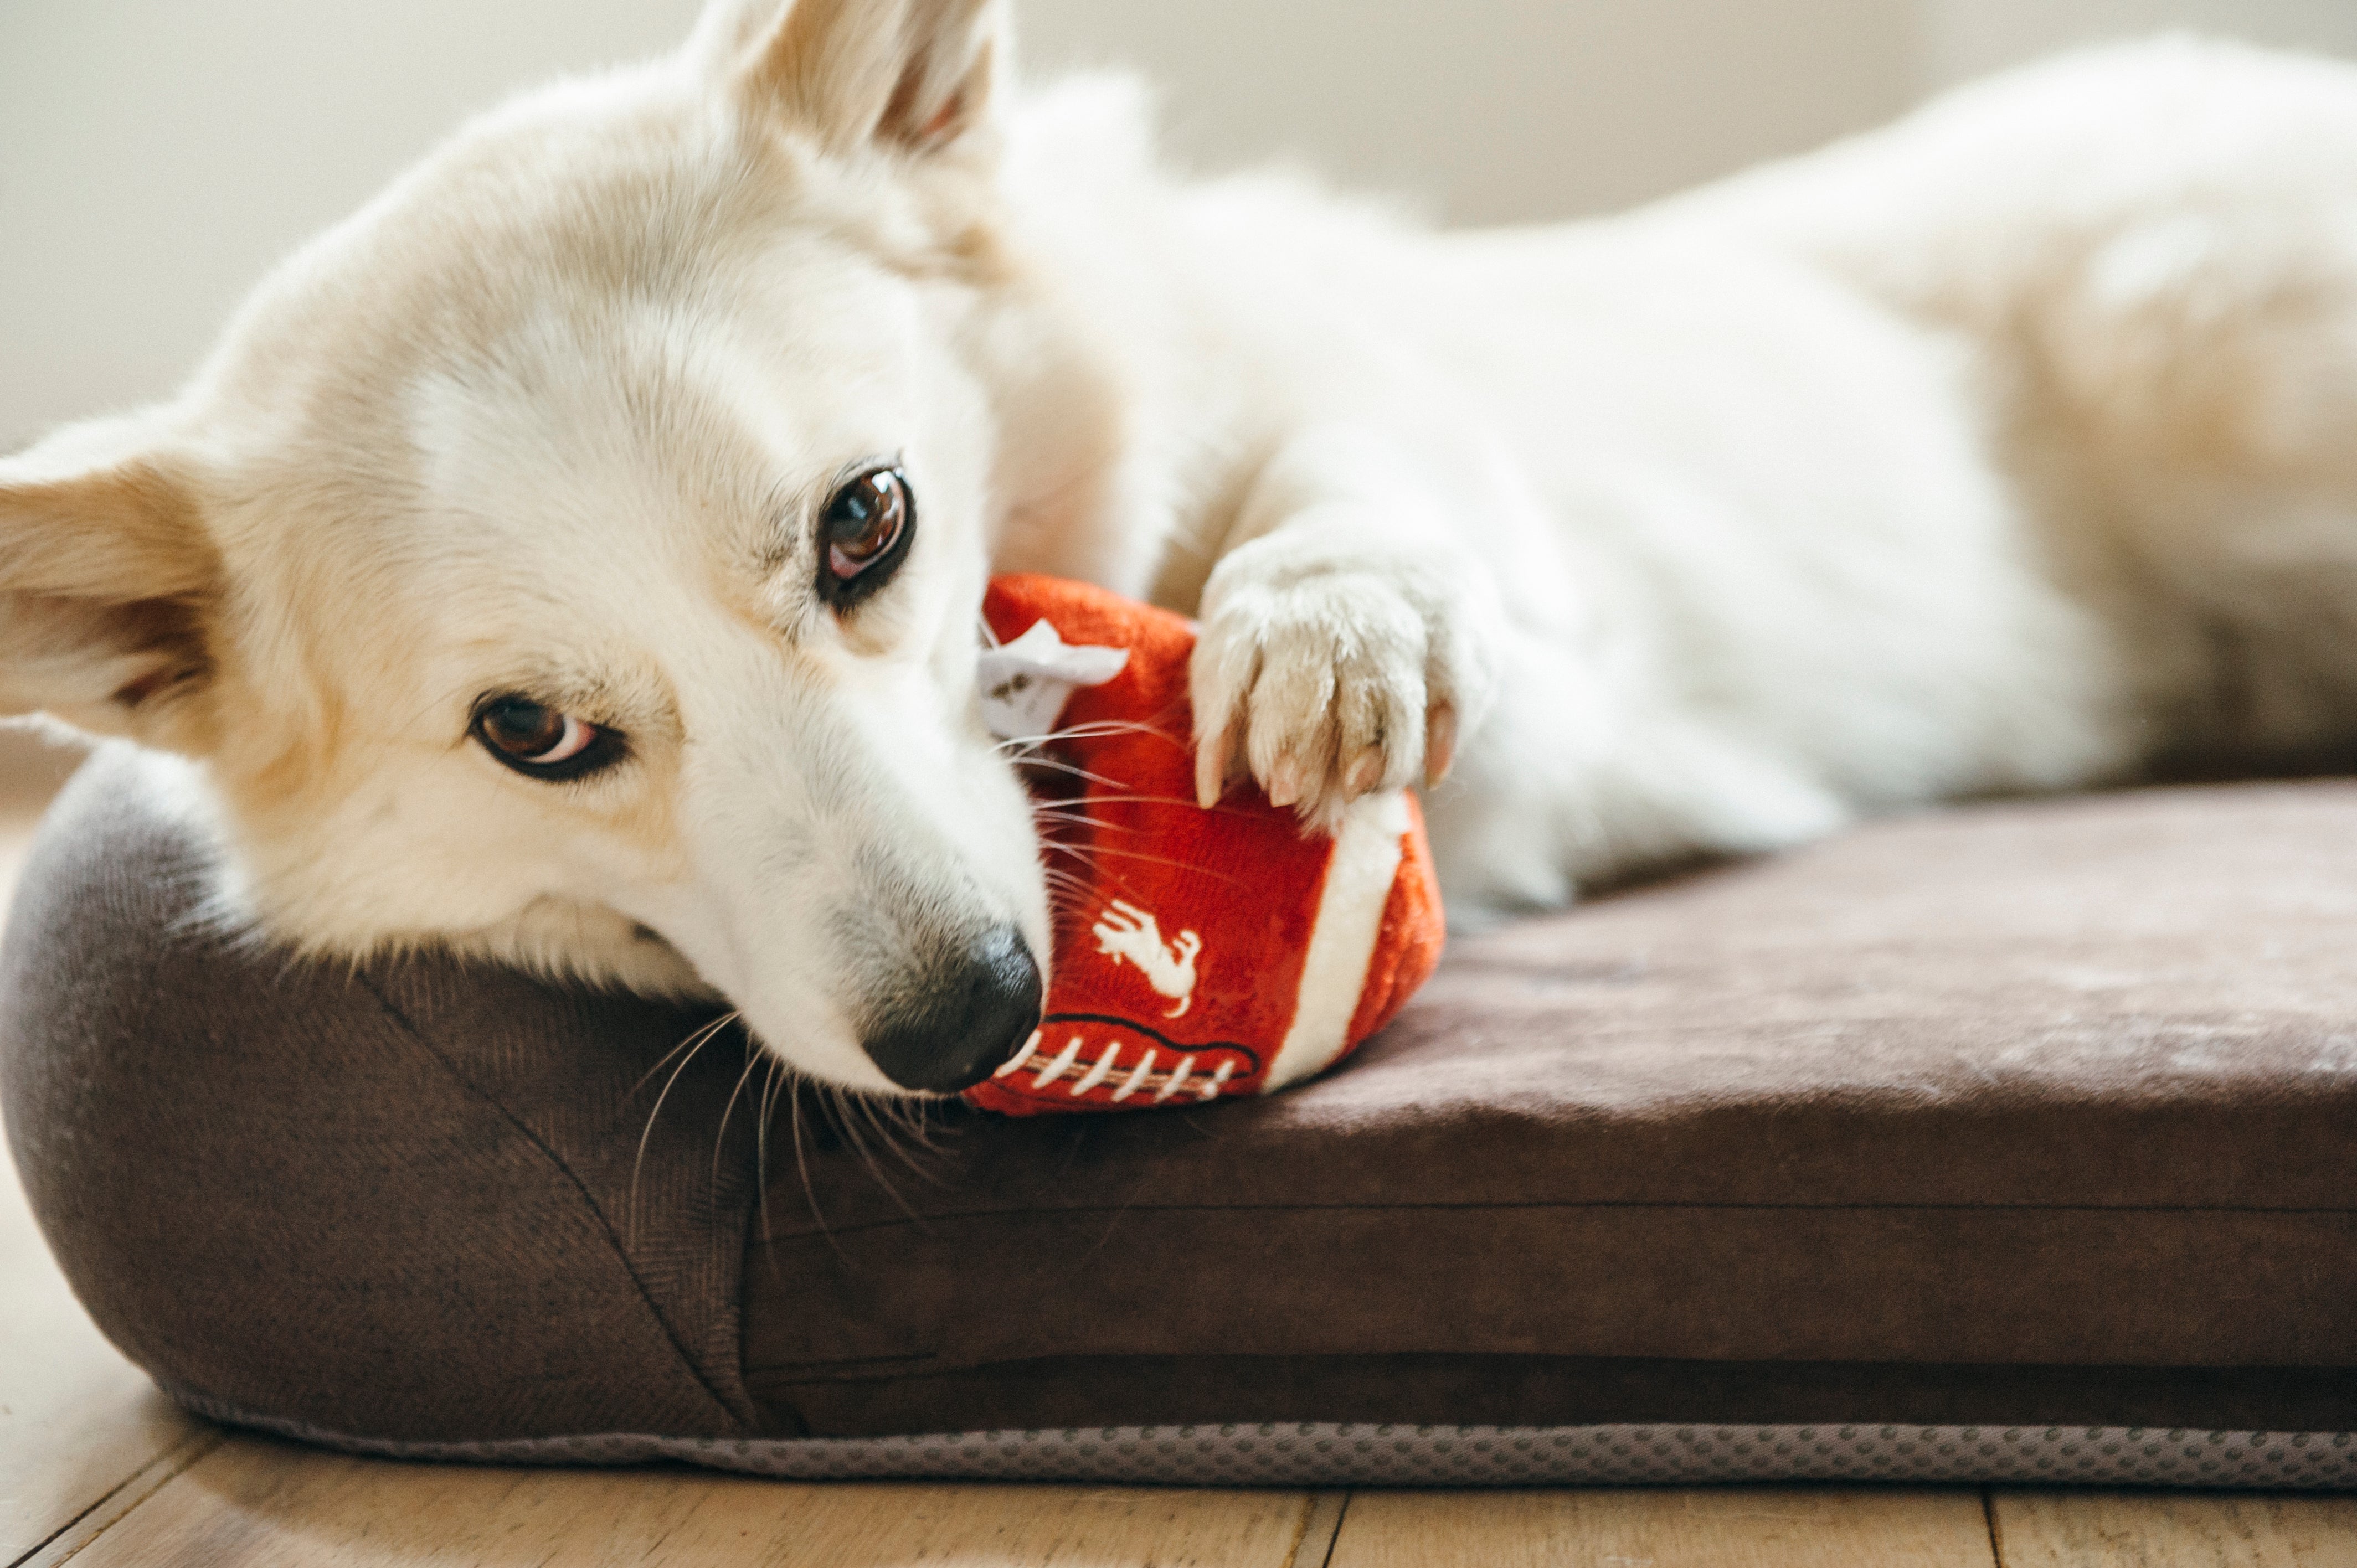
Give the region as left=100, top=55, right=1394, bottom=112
left=9, top=3, right=2357, bottom=1093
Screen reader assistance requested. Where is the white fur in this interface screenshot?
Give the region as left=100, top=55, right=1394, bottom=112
left=6, top=10, right=2357, bottom=1091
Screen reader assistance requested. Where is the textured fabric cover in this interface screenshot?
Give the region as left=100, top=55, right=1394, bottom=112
left=1, top=747, right=764, bottom=1443
left=4, top=744, right=2356, bottom=1457
left=159, top=1395, right=2357, bottom=1490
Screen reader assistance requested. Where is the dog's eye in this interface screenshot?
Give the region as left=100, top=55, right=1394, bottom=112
left=471, top=695, right=624, bottom=781
left=819, top=466, right=914, bottom=607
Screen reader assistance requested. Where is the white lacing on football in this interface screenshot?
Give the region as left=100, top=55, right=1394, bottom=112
left=992, top=1030, right=1238, bottom=1102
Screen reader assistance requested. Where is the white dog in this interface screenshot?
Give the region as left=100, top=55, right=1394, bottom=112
left=4, top=1, right=2354, bottom=1095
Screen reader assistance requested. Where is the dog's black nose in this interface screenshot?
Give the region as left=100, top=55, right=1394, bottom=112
left=861, top=926, right=1044, bottom=1094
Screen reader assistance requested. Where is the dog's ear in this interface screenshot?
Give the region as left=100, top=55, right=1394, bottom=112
left=694, top=0, right=1008, bottom=158
left=0, top=419, right=224, bottom=751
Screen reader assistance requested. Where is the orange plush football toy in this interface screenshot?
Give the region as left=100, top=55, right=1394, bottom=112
left=966, top=574, right=1445, bottom=1116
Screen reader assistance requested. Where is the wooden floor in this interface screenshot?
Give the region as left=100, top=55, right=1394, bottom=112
left=4, top=740, right=2356, bottom=1566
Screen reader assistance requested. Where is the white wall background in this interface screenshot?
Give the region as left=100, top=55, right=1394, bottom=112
left=7, top=0, right=2357, bottom=448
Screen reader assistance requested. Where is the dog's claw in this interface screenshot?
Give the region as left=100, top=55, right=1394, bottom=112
left=1193, top=721, right=1231, bottom=810
left=1195, top=716, right=1253, bottom=810
left=1191, top=533, right=1494, bottom=833
left=1424, top=704, right=1458, bottom=788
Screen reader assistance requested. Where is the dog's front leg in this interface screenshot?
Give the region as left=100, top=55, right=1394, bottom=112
left=1190, top=422, right=1510, bottom=832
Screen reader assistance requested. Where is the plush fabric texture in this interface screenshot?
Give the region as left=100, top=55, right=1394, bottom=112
left=0, top=747, right=765, bottom=1443
left=969, top=574, right=1444, bottom=1114
left=3, top=746, right=2355, bottom=1454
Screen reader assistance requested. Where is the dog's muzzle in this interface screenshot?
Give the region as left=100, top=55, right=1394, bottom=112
left=860, top=925, right=1043, bottom=1094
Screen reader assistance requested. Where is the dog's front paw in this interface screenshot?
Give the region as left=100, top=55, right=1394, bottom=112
left=1191, top=531, right=1495, bottom=832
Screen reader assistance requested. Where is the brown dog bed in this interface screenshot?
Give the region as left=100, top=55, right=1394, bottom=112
left=4, top=744, right=2354, bottom=1487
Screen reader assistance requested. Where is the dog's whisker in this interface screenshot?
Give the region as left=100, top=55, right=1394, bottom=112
left=1039, top=838, right=1243, bottom=883
left=851, top=1087, right=940, bottom=1183
left=903, top=1096, right=940, bottom=1151
left=626, top=1008, right=740, bottom=1244
left=626, top=1008, right=739, bottom=1101
left=872, top=1093, right=954, bottom=1180
left=994, top=718, right=1165, bottom=754
left=784, top=1077, right=843, bottom=1257
left=1047, top=719, right=1162, bottom=739
left=1008, top=755, right=1129, bottom=788
left=822, top=1085, right=928, bottom=1222
left=711, top=1039, right=765, bottom=1192
left=1028, top=810, right=1119, bottom=829
left=752, top=1054, right=789, bottom=1277
left=830, top=1086, right=886, bottom=1195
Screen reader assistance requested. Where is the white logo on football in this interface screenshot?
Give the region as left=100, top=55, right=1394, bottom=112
left=1093, top=899, right=1202, bottom=1018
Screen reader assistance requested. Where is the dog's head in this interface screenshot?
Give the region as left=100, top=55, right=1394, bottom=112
left=0, top=0, right=1070, bottom=1095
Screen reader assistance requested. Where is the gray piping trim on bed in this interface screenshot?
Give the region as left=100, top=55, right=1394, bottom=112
left=173, top=1392, right=2357, bottom=1489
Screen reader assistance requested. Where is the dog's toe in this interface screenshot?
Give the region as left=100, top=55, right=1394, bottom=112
left=1190, top=558, right=1445, bottom=831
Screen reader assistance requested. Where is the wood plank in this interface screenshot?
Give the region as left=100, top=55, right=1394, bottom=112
left=1, top=797, right=210, bottom=1568
left=1294, top=1492, right=1349, bottom=1567
left=68, top=1436, right=1321, bottom=1567
left=17, top=1429, right=223, bottom=1568
left=1327, top=1487, right=1999, bottom=1568
left=1991, top=1491, right=2357, bottom=1568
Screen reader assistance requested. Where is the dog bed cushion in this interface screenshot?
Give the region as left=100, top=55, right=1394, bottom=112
left=6, top=745, right=2356, bottom=1487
